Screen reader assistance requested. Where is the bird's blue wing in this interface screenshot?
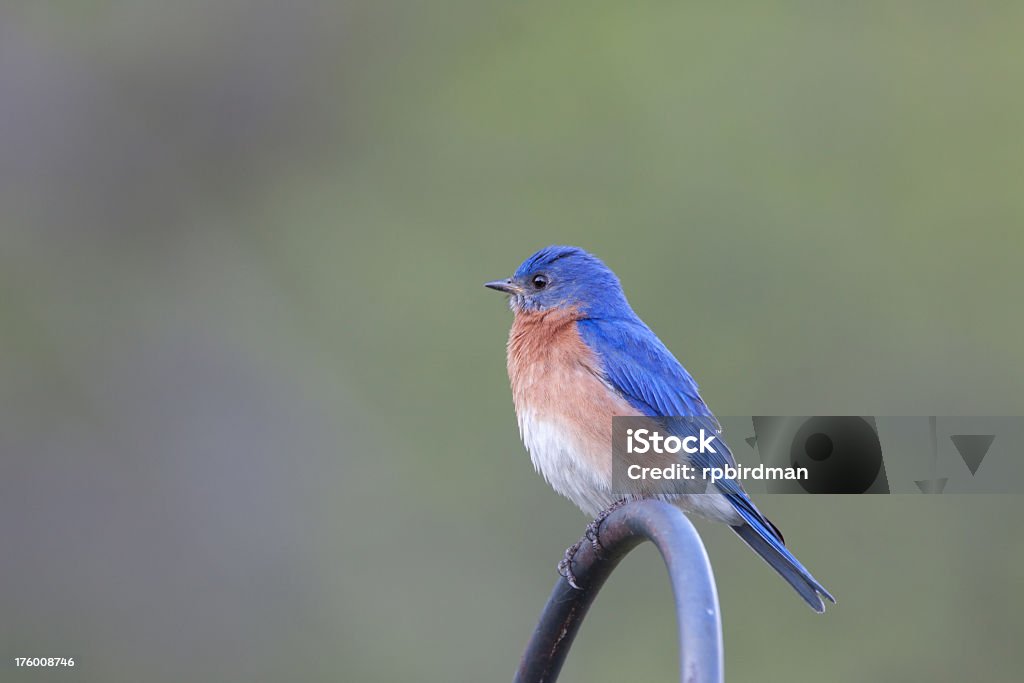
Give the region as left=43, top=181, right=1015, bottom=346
left=576, top=317, right=710, bottom=420
left=577, top=318, right=764, bottom=517
left=577, top=317, right=834, bottom=610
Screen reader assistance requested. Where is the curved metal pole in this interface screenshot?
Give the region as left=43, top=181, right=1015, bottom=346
left=513, top=500, right=724, bottom=683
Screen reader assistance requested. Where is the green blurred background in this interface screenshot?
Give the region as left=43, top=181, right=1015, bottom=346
left=2, top=2, right=1022, bottom=681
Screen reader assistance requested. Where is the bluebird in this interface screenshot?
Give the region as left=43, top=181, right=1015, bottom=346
left=486, top=245, right=835, bottom=612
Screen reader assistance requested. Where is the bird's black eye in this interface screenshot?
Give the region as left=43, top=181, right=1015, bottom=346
left=531, top=274, right=549, bottom=290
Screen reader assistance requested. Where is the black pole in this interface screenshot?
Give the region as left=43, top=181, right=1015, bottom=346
left=513, top=499, right=724, bottom=683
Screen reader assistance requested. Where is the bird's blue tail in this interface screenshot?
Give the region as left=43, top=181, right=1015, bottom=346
left=727, top=494, right=836, bottom=613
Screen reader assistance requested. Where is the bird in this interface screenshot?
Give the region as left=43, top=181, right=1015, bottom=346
left=485, top=245, right=835, bottom=612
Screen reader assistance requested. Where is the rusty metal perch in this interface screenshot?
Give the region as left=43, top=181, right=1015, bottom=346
left=514, top=499, right=724, bottom=683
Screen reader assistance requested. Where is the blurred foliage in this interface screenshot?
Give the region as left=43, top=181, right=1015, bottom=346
left=2, top=2, right=1023, bottom=682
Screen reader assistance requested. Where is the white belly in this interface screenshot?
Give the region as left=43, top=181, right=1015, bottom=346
left=517, top=409, right=616, bottom=517
left=517, top=408, right=743, bottom=524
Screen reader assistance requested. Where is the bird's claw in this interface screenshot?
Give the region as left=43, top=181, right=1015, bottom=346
left=558, top=500, right=630, bottom=589
left=557, top=539, right=584, bottom=590
left=585, top=519, right=602, bottom=553
left=586, top=498, right=628, bottom=554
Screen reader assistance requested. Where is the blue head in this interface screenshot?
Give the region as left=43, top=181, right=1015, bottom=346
left=485, top=245, right=633, bottom=318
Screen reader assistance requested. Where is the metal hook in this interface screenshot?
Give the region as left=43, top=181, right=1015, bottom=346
left=514, top=500, right=724, bottom=683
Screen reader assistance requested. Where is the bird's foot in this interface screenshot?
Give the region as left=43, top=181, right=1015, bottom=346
left=557, top=539, right=585, bottom=590
left=585, top=498, right=628, bottom=554
left=558, top=499, right=630, bottom=590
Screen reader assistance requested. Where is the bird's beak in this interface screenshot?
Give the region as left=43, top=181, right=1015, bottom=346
left=484, top=278, right=519, bottom=294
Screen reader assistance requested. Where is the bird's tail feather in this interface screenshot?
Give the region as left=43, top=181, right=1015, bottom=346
left=729, top=502, right=835, bottom=613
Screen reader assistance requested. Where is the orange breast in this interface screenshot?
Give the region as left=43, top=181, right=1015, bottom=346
left=506, top=307, right=634, bottom=481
